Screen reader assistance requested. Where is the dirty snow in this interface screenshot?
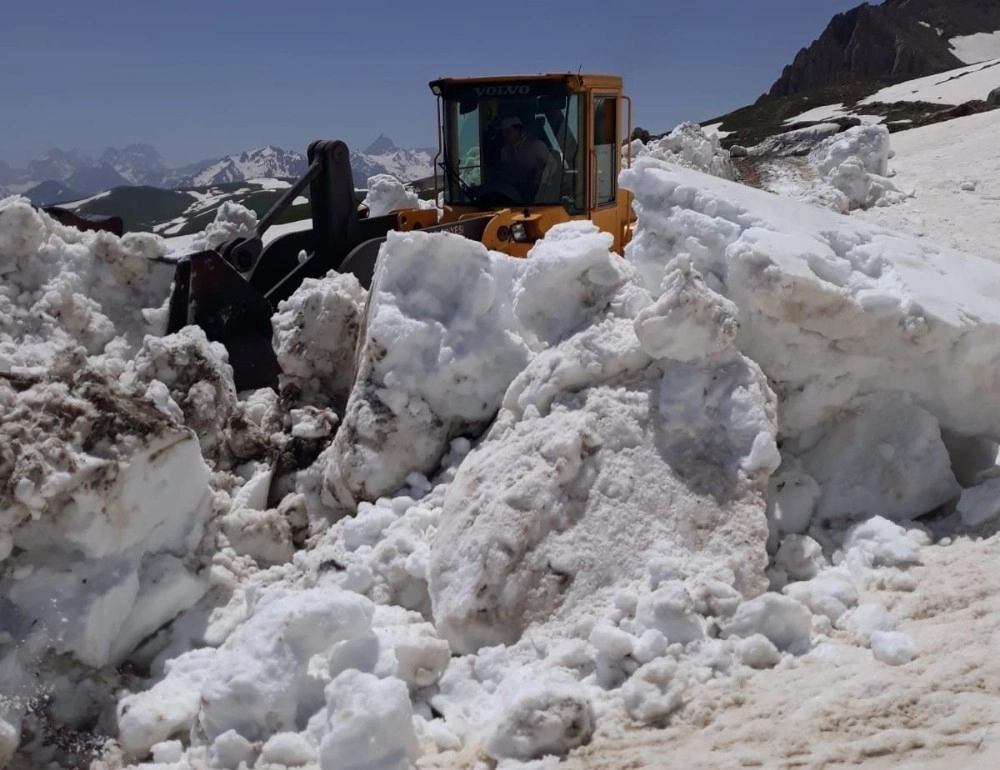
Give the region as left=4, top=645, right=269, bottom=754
left=4, top=105, right=1000, bottom=770
left=749, top=124, right=911, bottom=212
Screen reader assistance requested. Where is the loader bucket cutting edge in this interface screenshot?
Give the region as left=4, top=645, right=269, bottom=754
left=167, top=249, right=282, bottom=393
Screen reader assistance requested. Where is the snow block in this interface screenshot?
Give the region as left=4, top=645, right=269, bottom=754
left=1, top=366, right=212, bottom=669
left=319, top=229, right=530, bottom=513
left=429, top=257, right=779, bottom=654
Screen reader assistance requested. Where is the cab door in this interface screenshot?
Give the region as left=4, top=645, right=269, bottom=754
left=587, top=91, right=623, bottom=251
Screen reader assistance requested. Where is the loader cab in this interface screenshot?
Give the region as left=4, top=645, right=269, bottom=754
left=429, top=73, right=633, bottom=254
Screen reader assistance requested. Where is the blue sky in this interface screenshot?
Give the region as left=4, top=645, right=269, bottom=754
left=1, top=0, right=870, bottom=166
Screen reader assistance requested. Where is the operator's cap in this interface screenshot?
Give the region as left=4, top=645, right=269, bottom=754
left=500, top=116, right=523, bottom=129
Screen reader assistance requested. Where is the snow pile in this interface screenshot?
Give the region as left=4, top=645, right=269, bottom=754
left=187, top=200, right=257, bottom=252
left=0, top=196, right=174, bottom=372
left=10, top=136, right=1000, bottom=769
left=361, top=174, right=437, bottom=218
left=429, top=255, right=781, bottom=654
left=0, top=198, right=270, bottom=767
left=751, top=125, right=911, bottom=212
left=629, top=122, right=735, bottom=180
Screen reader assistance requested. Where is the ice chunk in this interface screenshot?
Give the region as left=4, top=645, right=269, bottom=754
left=956, top=477, right=1000, bottom=528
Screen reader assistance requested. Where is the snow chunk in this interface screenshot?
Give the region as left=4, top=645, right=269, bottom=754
left=361, top=174, right=434, bottom=217
left=121, top=326, right=239, bottom=466
left=842, top=516, right=923, bottom=568
left=513, top=221, right=635, bottom=348
left=188, top=200, right=256, bottom=252
left=722, top=594, right=812, bottom=654
left=782, top=567, right=859, bottom=623
left=197, top=586, right=374, bottom=743
left=117, top=647, right=219, bottom=757
left=798, top=394, right=959, bottom=523
left=621, top=658, right=686, bottom=725
left=317, top=670, right=419, bottom=770
left=750, top=125, right=910, bottom=213
left=0, top=197, right=174, bottom=370
left=260, top=732, right=317, bottom=766
left=319, top=229, right=530, bottom=513
left=272, top=271, right=367, bottom=412
left=870, top=630, right=918, bottom=666
left=774, top=534, right=826, bottom=581
left=485, top=667, right=594, bottom=761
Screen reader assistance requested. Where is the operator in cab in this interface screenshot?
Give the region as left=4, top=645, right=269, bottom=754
left=498, top=116, right=559, bottom=203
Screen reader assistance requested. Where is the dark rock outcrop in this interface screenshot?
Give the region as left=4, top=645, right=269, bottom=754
left=761, top=0, right=1000, bottom=102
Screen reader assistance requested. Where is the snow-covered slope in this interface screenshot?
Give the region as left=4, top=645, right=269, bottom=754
left=853, top=108, right=1000, bottom=261
left=949, top=30, right=1000, bottom=64
left=4, top=117, right=1000, bottom=770
left=860, top=57, right=1000, bottom=106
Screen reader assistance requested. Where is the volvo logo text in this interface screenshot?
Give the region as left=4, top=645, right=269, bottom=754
left=474, top=85, right=531, bottom=96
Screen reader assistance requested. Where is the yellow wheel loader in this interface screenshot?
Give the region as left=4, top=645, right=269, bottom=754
left=62, top=73, right=635, bottom=391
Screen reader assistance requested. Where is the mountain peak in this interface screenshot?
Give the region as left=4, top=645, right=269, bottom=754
left=364, top=135, right=397, bottom=155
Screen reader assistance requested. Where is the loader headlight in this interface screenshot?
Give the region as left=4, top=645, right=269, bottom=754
left=511, top=223, right=528, bottom=242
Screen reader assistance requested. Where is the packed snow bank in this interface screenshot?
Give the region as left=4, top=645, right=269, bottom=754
left=620, top=155, right=1000, bottom=489
left=629, top=122, right=735, bottom=180
left=751, top=125, right=911, bottom=212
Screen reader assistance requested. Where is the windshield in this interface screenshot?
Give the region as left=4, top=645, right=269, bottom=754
left=440, top=85, right=584, bottom=212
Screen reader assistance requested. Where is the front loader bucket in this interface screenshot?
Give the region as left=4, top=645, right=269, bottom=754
left=167, top=250, right=281, bottom=392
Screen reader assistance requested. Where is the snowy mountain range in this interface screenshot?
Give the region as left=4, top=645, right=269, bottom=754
left=0, top=136, right=435, bottom=205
